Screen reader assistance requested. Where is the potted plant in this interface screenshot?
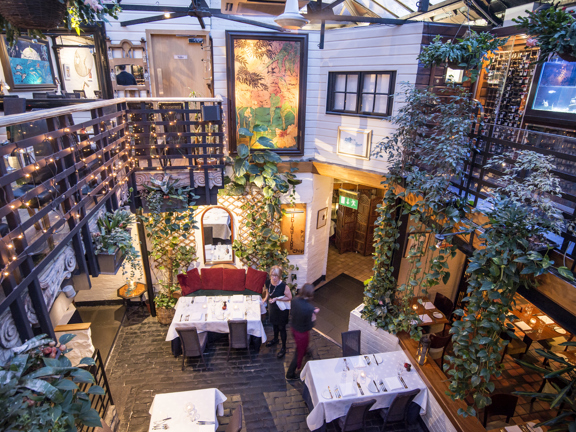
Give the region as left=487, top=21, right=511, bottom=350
left=153, top=282, right=180, bottom=325
left=140, top=175, right=194, bottom=214
left=0, top=333, right=105, bottom=431
left=0, top=0, right=121, bottom=46
left=417, top=31, right=508, bottom=82
left=514, top=3, right=576, bottom=62
left=92, top=209, right=141, bottom=279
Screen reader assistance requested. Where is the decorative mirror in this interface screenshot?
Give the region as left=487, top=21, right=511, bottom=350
left=201, top=206, right=234, bottom=264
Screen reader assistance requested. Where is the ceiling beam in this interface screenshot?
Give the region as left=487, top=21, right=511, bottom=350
left=120, top=12, right=188, bottom=26
left=306, top=12, right=408, bottom=24
left=112, top=4, right=192, bottom=13
left=210, top=12, right=287, bottom=31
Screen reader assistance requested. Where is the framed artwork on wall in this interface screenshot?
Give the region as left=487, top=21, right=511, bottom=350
left=317, top=207, right=328, bottom=229
left=337, top=127, right=372, bottom=160
left=0, top=36, right=56, bottom=90
left=226, top=31, right=308, bottom=155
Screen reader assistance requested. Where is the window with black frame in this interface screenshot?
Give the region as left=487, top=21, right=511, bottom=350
left=327, top=71, right=396, bottom=117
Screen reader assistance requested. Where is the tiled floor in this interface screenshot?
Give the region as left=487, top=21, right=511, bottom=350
left=324, top=245, right=375, bottom=285
left=106, top=309, right=428, bottom=432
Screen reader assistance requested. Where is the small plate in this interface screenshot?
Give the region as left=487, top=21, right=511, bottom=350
left=432, top=312, right=444, bottom=319
left=367, top=380, right=379, bottom=393
left=555, top=327, right=567, bottom=335
left=321, top=389, right=333, bottom=399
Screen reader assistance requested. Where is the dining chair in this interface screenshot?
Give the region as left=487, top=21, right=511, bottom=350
left=379, top=389, right=420, bottom=431
left=433, top=292, right=454, bottom=321
left=341, top=330, right=361, bottom=357
left=337, top=398, right=376, bottom=431
left=482, top=394, right=518, bottom=428
left=429, top=332, right=452, bottom=370
left=499, top=331, right=528, bottom=363
left=228, top=320, right=250, bottom=361
left=175, top=326, right=208, bottom=370
left=225, top=405, right=243, bottom=432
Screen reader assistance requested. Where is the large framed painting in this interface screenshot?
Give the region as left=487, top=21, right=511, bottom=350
left=0, top=36, right=56, bottom=90
left=226, top=31, right=308, bottom=155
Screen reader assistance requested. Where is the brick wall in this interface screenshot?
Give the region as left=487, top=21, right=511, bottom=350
left=348, top=305, right=458, bottom=432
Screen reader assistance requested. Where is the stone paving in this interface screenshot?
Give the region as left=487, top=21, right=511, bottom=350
left=106, top=309, right=428, bottom=432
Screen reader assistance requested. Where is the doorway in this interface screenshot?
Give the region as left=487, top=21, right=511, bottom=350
left=146, top=30, right=212, bottom=97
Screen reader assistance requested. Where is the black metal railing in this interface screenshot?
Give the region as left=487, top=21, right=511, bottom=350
left=78, top=349, right=114, bottom=432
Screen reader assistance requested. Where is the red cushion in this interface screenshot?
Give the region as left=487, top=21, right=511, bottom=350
left=223, top=268, right=246, bottom=291
left=245, top=267, right=267, bottom=294
left=176, top=268, right=201, bottom=296
left=202, top=267, right=223, bottom=290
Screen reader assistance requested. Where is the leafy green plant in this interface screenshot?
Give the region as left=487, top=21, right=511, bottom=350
left=0, top=0, right=121, bottom=47
left=447, top=152, right=574, bottom=417
left=363, top=83, right=478, bottom=339
left=92, top=209, right=142, bottom=282
left=224, top=137, right=301, bottom=289
left=0, top=334, right=105, bottom=432
left=514, top=3, right=576, bottom=62
left=417, top=32, right=508, bottom=82
left=514, top=342, right=576, bottom=431
left=141, top=175, right=194, bottom=213
left=140, top=184, right=198, bottom=309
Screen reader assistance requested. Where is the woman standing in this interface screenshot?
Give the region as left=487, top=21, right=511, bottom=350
left=263, top=265, right=292, bottom=358
left=286, top=283, right=319, bottom=380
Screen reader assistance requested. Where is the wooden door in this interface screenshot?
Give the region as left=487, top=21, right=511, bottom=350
left=335, top=204, right=356, bottom=254
left=149, top=34, right=211, bottom=97
left=353, top=192, right=380, bottom=256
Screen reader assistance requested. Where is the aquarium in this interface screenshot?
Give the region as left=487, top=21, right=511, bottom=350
left=531, top=57, right=576, bottom=113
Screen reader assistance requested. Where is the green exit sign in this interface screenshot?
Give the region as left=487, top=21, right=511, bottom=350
left=339, top=195, right=358, bottom=210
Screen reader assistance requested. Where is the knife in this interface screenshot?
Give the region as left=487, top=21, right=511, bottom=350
left=373, top=354, right=379, bottom=366
left=372, top=379, right=380, bottom=393
left=343, top=358, right=350, bottom=371
left=380, top=380, right=388, bottom=392
left=399, top=376, right=408, bottom=389
left=328, top=386, right=334, bottom=399
left=197, top=421, right=216, bottom=425
left=179, top=314, right=183, bottom=322
left=356, top=381, right=364, bottom=395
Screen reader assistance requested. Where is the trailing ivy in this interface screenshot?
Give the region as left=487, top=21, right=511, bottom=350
left=224, top=135, right=301, bottom=288
left=363, top=83, right=478, bottom=340
left=447, top=151, right=575, bottom=417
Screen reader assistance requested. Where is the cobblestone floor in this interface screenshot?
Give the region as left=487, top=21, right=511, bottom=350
left=106, top=309, right=427, bottom=432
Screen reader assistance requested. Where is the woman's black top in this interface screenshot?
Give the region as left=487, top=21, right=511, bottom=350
left=266, top=280, right=289, bottom=326
left=290, top=298, right=315, bottom=332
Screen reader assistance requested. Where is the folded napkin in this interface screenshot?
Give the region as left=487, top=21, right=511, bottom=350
left=540, top=315, right=554, bottom=325
left=351, top=356, right=366, bottom=368
left=189, top=312, right=203, bottom=322
left=195, top=296, right=207, bottom=303
left=232, top=310, right=243, bottom=319
left=504, top=426, right=522, bottom=432
left=339, top=382, right=356, bottom=397
left=384, top=377, right=404, bottom=391
left=231, top=295, right=244, bottom=303
left=423, top=302, right=435, bottom=310
left=419, top=314, right=433, bottom=324
left=515, top=321, right=532, bottom=331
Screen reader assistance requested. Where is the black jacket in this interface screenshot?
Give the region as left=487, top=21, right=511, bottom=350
left=290, top=297, right=315, bottom=332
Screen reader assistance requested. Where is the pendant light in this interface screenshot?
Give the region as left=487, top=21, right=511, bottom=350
left=275, top=0, right=309, bottom=30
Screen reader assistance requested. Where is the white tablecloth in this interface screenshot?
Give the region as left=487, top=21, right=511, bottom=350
left=166, top=296, right=267, bottom=343
left=149, top=388, right=226, bottom=432
left=301, top=351, right=428, bottom=431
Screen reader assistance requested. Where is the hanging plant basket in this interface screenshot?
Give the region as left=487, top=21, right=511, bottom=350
left=0, top=0, right=67, bottom=30
left=97, top=248, right=125, bottom=275
left=156, top=307, right=176, bottom=325
left=557, top=51, right=576, bottom=62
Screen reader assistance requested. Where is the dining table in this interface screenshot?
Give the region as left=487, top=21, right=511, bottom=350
left=409, top=297, right=449, bottom=333
left=166, top=295, right=267, bottom=356
left=300, top=351, right=428, bottom=431
left=486, top=421, right=545, bottom=431
left=511, top=308, right=568, bottom=351
left=148, top=388, right=226, bottom=432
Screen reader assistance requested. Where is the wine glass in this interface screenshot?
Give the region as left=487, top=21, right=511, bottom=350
left=397, top=361, right=404, bottom=377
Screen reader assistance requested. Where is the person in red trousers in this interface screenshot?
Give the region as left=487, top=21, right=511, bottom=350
left=286, top=283, right=319, bottom=380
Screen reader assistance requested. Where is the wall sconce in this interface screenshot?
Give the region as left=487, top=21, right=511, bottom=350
left=285, top=207, right=304, bottom=214
left=275, top=0, right=309, bottom=29
left=445, top=67, right=464, bottom=84
left=416, top=334, right=431, bottom=365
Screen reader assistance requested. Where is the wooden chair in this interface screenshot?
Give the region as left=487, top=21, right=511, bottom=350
left=228, top=320, right=250, bottom=361
left=483, top=394, right=518, bottom=428
left=337, top=398, right=376, bottom=432
left=499, top=331, right=528, bottom=363
left=175, top=326, right=208, bottom=370
left=342, top=330, right=361, bottom=357
left=225, top=405, right=243, bottom=432
left=379, top=389, right=420, bottom=431
left=429, top=332, right=452, bottom=370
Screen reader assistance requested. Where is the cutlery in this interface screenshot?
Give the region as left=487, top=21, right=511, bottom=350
left=356, top=381, right=364, bottom=395
left=372, top=379, right=380, bottom=393
left=154, top=417, right=171, bottom=424
left=373, top=354, right=379, bottom=366
left=179, top=314, right=183, bottom=322
left=399, top=376, right=408, bottom=389
left=335, top=386, right=341, bottom=398
left=364, top=355, right=371, bottom=365
left=327, top=386, right=334, bottom=399
left=343, top=358, right=350, bottom=371
left=197, top=421, right=216, bottom=425
left=379, top=379, right=387, bottom=392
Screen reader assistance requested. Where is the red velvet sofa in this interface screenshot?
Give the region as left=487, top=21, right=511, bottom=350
left=177, top=266, right=268, bottom=297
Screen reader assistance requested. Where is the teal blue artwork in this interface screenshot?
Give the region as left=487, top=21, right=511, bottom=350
left=2, top=36, right=55, bottom=88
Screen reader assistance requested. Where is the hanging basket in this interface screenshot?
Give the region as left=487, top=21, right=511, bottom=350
left=558, top=51, right=576, bottom=62
left=0, top=0, right=67, bottom=30
left=156, top=307, right=176, bottom=325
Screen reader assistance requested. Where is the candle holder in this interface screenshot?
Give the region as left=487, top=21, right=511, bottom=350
left=412, top=304, right=419, bottom=311
left=529, top=317, right=537, bottom=326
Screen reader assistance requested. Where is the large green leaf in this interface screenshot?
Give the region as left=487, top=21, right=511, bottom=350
left=256, top=136, right=275, bottom=149
left=20, top=378, right=63, bottom=403
left=237, top=144, right=250, bottom=158
left=59, top=334, right=76, bottom=345
left=238, top=128, right=253, bottom=137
